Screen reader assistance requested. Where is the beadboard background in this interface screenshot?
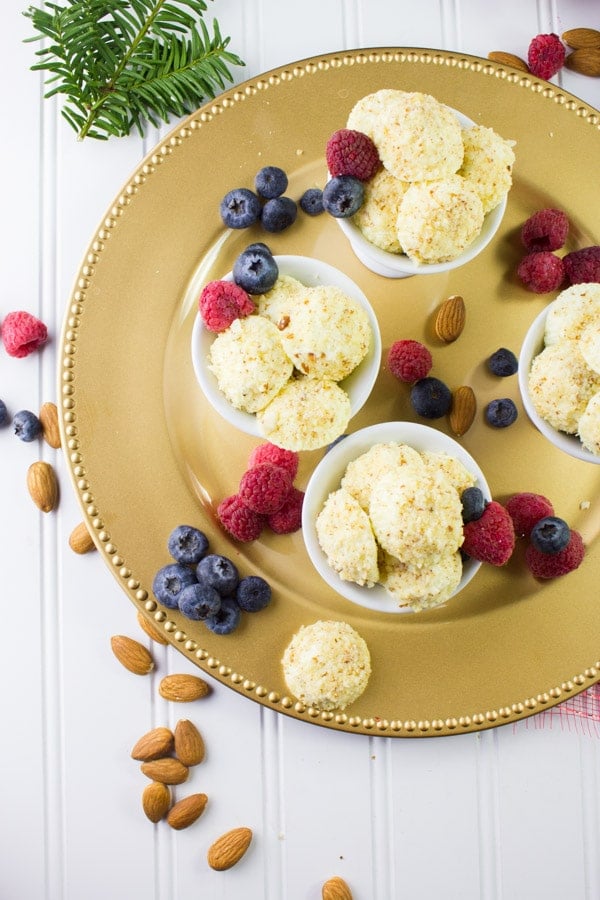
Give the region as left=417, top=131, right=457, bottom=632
left=2, top=2, right=600, bottom=898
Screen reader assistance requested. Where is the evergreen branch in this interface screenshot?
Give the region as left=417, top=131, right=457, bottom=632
left=23, top=0, right=244, bottom=140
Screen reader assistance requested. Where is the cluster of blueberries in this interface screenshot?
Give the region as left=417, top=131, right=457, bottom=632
left=152, top=525, right=271, bottom=635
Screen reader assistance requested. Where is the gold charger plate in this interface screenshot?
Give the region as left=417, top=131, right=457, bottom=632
left=60, top=48, right=600, bottom=737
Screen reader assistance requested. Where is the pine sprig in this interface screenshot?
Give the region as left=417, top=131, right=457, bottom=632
left=23, top=0, right=245, bottom=140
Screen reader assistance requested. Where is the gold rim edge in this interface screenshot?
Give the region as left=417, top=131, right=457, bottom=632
left=60, top=47, right=600, bottom=737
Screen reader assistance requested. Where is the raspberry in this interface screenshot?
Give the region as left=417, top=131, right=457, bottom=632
left=199, top=280, right=255, bottom=332
left=517, top=251, right=565, bottom=293
left=521, top=208, right=569, bottom=253
left=268, top=486, right=304, bottom=534
left=238, top=463, right=292, bottom=515
left=326, top=129, right=381, bottom=181
left=217, top=494, right=265, bottom=542
left=462, top=501, right=515, bottom=566
left=387, top=339, right=433, bottom=383
left=248, top=442, right=299, bottom=480
left=525, top=530, right=585, bottom=578
left=527, top=33, right=566, bottom=80
left=505, top=492, right=554, bottom=537
left=563, top=246, right=600, bottom=285
left=1, top=310, right=48, bottom=358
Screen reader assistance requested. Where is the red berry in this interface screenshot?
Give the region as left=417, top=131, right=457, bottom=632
left=326, top=129, right=381, bottom=181
left=238, top=463, right=292, bottom=515
left=505, top=492, right=554, bottom=538
left=387, top=339, right=433, bottom=383
left=248, top=442, right=299, bottom=480
left=199, top=280, right=255, bottom=332
left=217, top=494, right=265, bottom=542
left=563, top=246, right=600, bottom=286
left=268, top=486, right=304, bottom=534
left=525, top=530, right=585, bottom=578
left=1, top=310, right=48, bottom=358
left=517, top=251, right=565, bottom=293
left=521, top=208, right=569, bottom=253
left=527, top=33, right=565, bottom=80
left=462, top=501, right=515, bottom=566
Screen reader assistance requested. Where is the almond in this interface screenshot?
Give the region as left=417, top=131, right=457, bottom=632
left=27, top=461, right=58, bottom=512
left=487, top=51, right=529, bottom=72
left=564, top=47, right=600, bottom=77
left=110, top=635, right=155, bottom=675
left=434, top=295, right=466, bottom=342
left=449, top=385, right=477, bottom=436
left=131, top=726, right=174, bottom=761
left=322, top=876, right=353, bottom=900
left=39, top=401, right=61, bottom=449
left=174, top=719, right=205, bottom=766
left=140, top=757, right=189, bottom=785
left=207, top=826, right=253, bottom=871
left=68, top=520, right=96, bottom=554
left=142, top=781, right=171, bottom=823
left=562, top=28, right=600, bottom=49
left=166, top=792, right=208, bottom=830
left=137, top=611, right=169, bottom=645
left=159, top=673, right=210, bottom=702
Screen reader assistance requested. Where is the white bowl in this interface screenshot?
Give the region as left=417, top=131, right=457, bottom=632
left=518, top=302, right=600, bottom=465
left=191, top=255, right=382, bottom=441
left=302, top=422, right=490, bottom=614
left=334, top=109, right=507, bottom=279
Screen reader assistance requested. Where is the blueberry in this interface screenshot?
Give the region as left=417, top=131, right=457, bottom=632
left=530, top=516, right=571, bottom=554
left=461, top=486, right=487, bottom=523
left=178, top=581, right=222, bottom=620
left=0, top=400, right=8, bottom=427
left=322, top=175, right=364, bottom=218
left=255, top=165, right=288, bottom=199
left=300, top=188, right=324, bottom=216
left=325, top=433, right=348, bottom=453
left=196, top=553, right=240, bottom=596
left=167, top=524, right=209, bottom=565
left=261, top=196, right=297, bottom=233
left=488, top=348, right=518, bottom=377
left=235, top=575, right=272, bottom=612
left=220, top=188, right=262, bottom=229
left=152, top=563, right=197, bottom=609
left=410, top=377, right=452, bottom=419
left=204, top=598, right=241, bottom=635
left=233, top=245, right=279, bottom=294
left=486, top=398, right=518, bottom=428
left=13, top=409, right=42, bottom=441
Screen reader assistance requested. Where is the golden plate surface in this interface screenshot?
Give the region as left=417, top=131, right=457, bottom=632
left=60, top=48, right=600, bottom=737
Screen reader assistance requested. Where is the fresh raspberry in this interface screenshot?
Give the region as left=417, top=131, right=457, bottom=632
left=217, top=494, right=265, bottom=542
left=199, top=280, right=255, bottom=332
left=238, top=463, right=292, bottom=515
left=326, top=129, right=381, bottom=181
left=521, top=208, right=569, bottom=253
left=525, top=530, right=585, bottom=579
left=248, top=442, right=299, bottom=480
left=517, top=251, right=565, bottom=293
left=462, top=500, right=515, bottom=566
left=527, top=33, right=566, bottom=80
left=268, top=486, right=304, bottom=534
left=387, top=339, right=433, bottom=383
left=1, top=310, right=48, bottom=358
left=505, top=492, right=554, bottom=537
left=563, top=246, right=600, bottom=285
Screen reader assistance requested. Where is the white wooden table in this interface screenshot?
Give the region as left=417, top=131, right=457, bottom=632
left=2, top=2, right=600, bottom=898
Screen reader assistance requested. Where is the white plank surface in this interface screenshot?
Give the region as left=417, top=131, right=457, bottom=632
left=2, top=2, right=600, bottom=899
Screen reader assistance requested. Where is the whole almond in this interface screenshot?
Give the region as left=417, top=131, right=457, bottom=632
left=27, top=461, right=58, bottom=512
left=322, top=876, right=353, bottom=900
left=487, top=51, right=529, bottom=72
left=159, top=674, right=210, bottom=702
left=131, top=726, right=175, bottom=761
left=166, top=792, right=208, bottom=830
left=142, top=781, right=171, bottom=823
left=174, top=719, right=205, bottom=766
left=137, top=611, right=169, bottom=645
left=110, top=635, right=155, bottom=675
left=564, top=47, right=600, bottom=76
left=140, top=757, right=189, bottom=785
left=449, top=385, right=477, bottom=436
left=435, top=295, right=466, bottom=342
left=207, top=826, right=253, bottom=871
left=68, top=520, right=96, bottom=554
left=39, top=401, right=61, bottom=449
left=562, top=28, right=600, bottom=49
